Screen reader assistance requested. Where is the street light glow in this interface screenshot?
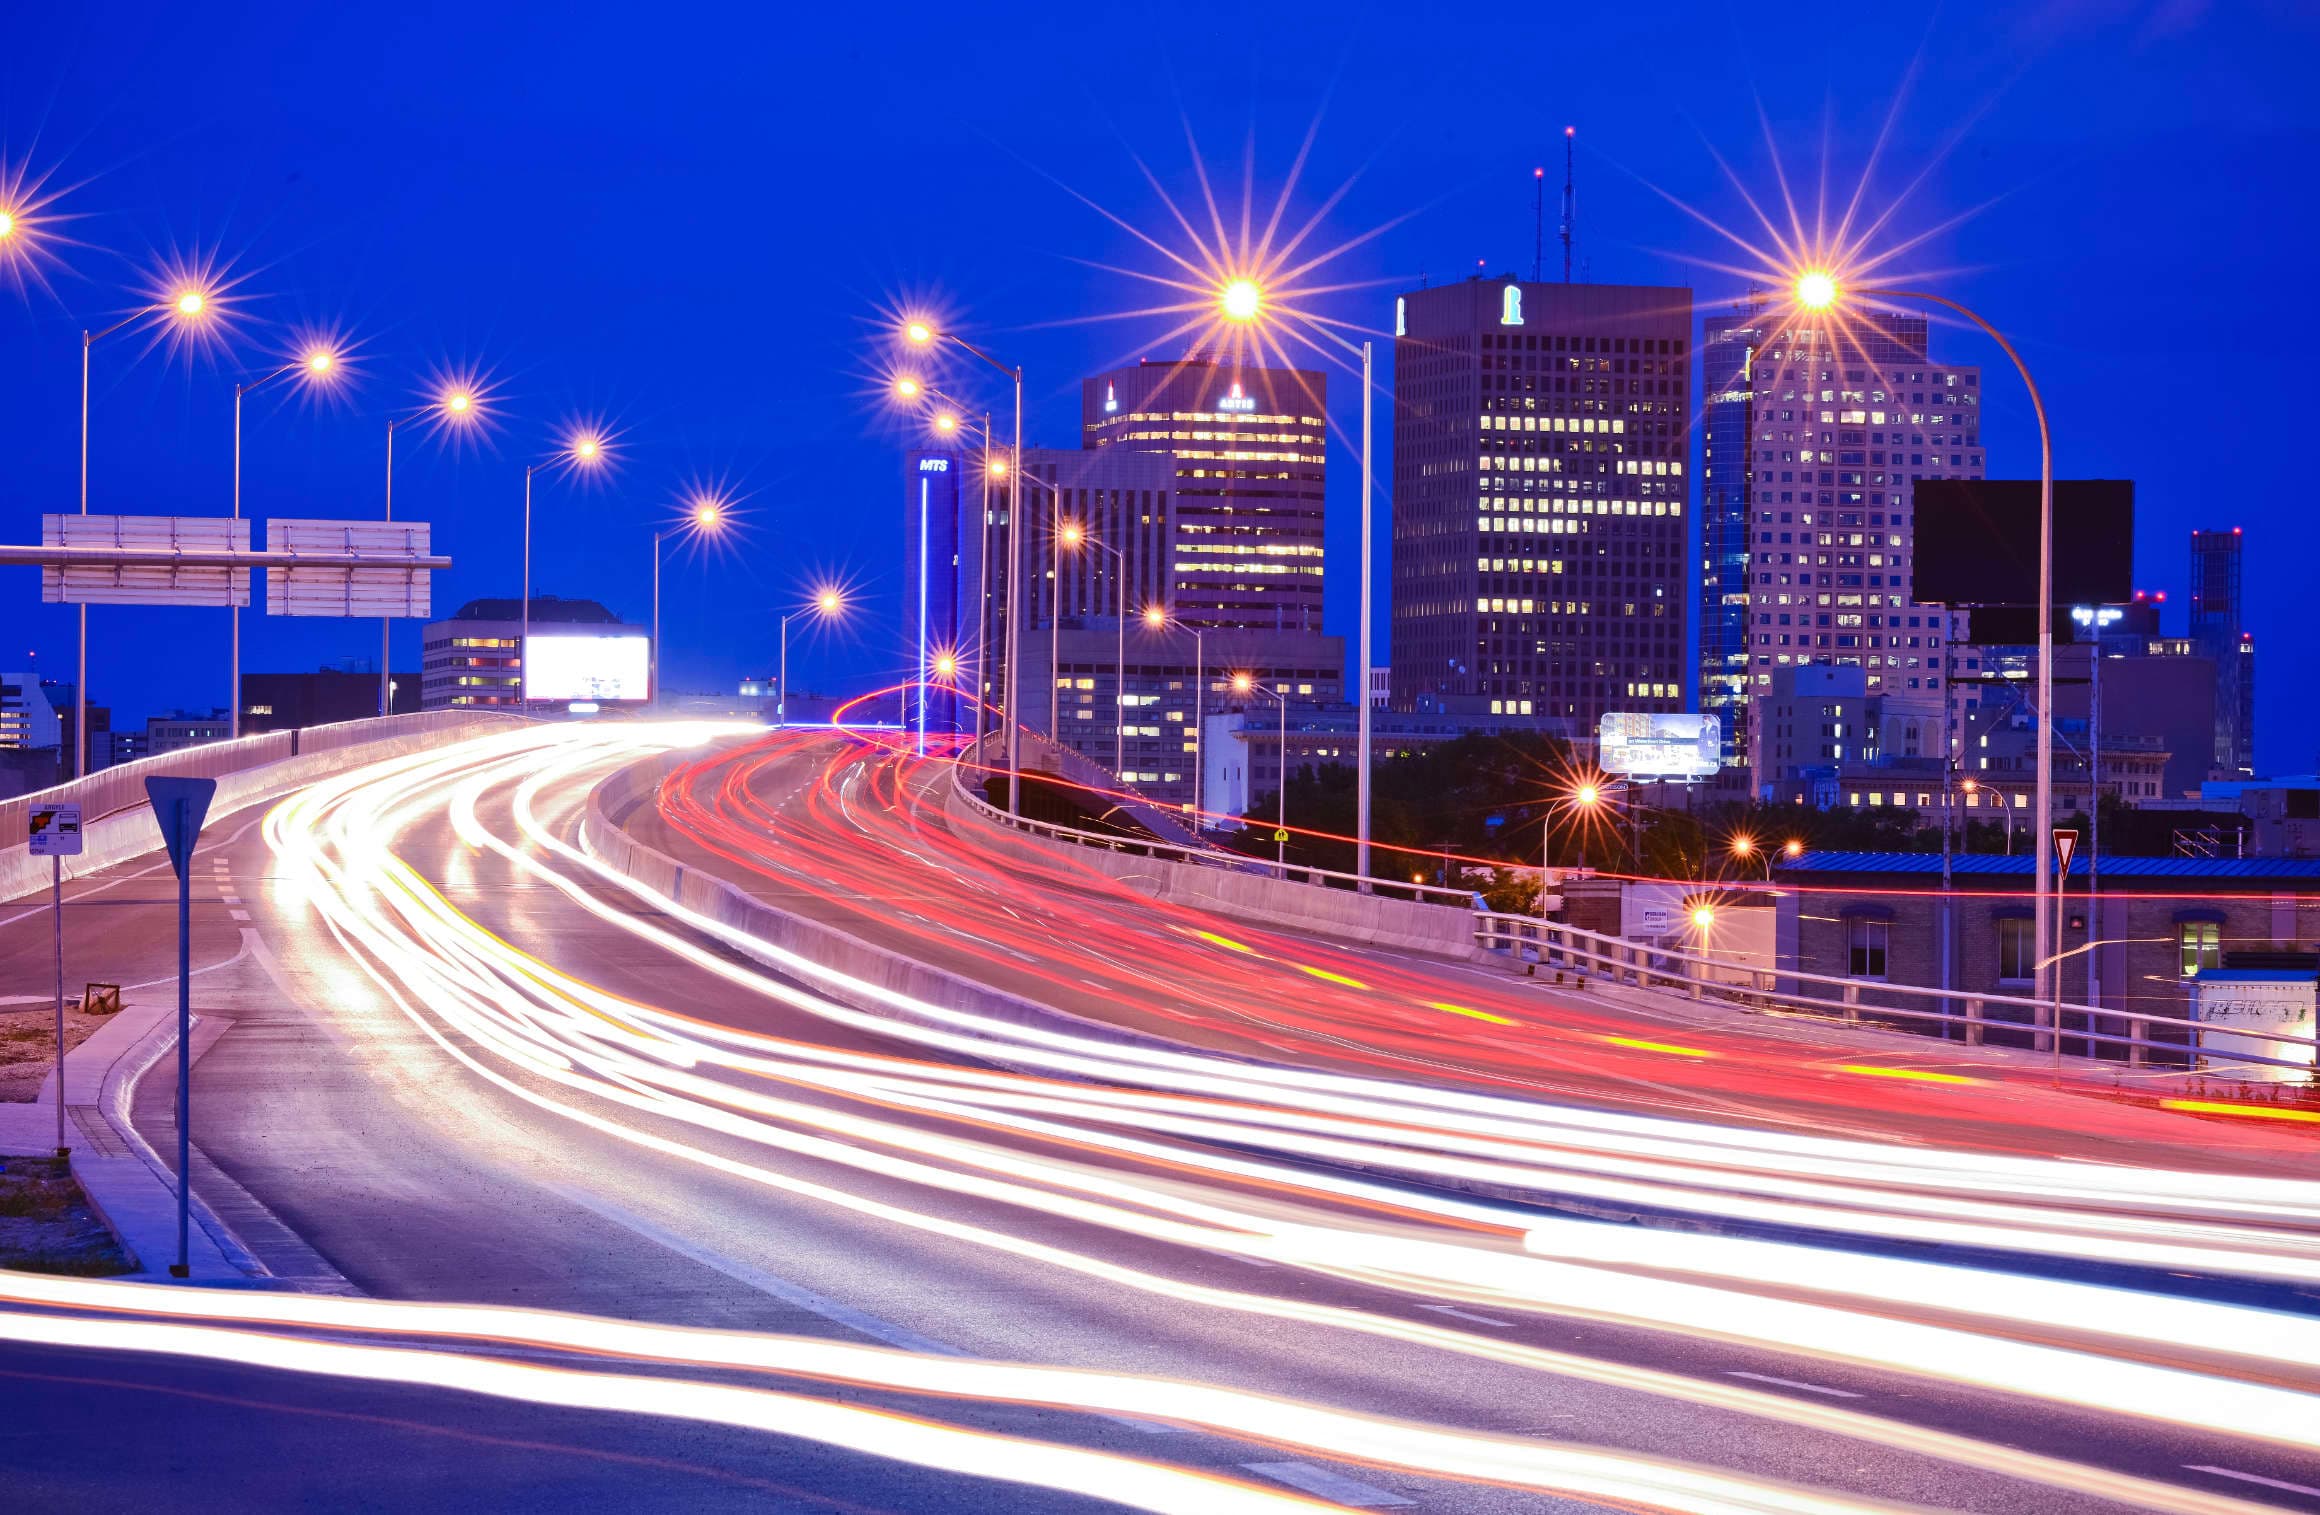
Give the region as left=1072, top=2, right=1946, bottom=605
left=815, top=588, right=843, bottom=615
left=1692, top=905, right=1717, bottom=930
left=934, top=412, right=958, bottom=434
left=1231, top=672, right=1253, bottom=693
left=905, top=321, right=934, bottom=345
left=174, top=289, right=207, bottom=317
left=305, top=349, right=334, bottom=374
left=445, top=390, right=473, bottom=415
left=1784, top=838, right=1805, bottom=858
left=1220, top=277, right=1262, bottom=323
left=1730, top=835, right=1754, bottom=858
left=691, top=499, right=723, bottom=530
left=1794, top=270, right=1839, bottom=311
left=1059, top=521, right=1083, bottom=547
left=895, top=377, right=922, bottom=399
left=933, top=652, right=958, bottom=679
left=1143, top=605, right=1166, bottom=629
left=1574, top=784, right=1600, bottom=807
left=0, top=210, right=14, bottom=240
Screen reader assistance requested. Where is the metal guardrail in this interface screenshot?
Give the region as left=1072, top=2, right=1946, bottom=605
left=0, top=710, right=525, bottom=839
left=943, top=754, right=1486, bottom=909
left=936, top=749, right=2312, bottom=1082
left=1474, top=911, right=2320, bottom=1078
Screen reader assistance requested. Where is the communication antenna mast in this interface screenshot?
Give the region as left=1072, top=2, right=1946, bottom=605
left=1560, top=126, right=1576, bottom=283
left=1532, top=166, right=1545, bottom=283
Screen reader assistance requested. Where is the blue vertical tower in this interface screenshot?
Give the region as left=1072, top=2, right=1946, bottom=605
left=1699, top=296, right=1768, bottom=768
left=903, top=450, right=964, bottom=745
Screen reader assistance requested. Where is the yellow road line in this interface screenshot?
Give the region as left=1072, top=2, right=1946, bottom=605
left=1297, top=964, right=1369, bottom=990
left=1833, top=1064, right=1979, bottom=1085
left=2162, top=1098, right=2320, bottom=1125
left=1427, top=1002, right=1517, bottom=1026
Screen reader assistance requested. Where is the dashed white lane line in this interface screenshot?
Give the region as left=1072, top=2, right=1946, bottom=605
left=2184, top=1465, right=2320, bottom=1500
left=1243, top=1461, right=1414, bottom=1507
left=542, top=1186, right=1189, bottom=1435
left=1726, top=1370, right=1862, bottom=1399
left=1419, top=1303, right=1515, bottom=1328
left=227, top=909, right=251, bottom=921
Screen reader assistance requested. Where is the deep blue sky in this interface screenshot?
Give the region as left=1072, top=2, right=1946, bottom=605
left=4, top=2, right=2314, bottom=767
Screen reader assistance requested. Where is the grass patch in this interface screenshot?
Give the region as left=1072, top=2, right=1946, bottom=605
left=0, top=1155, right=132, bottom=1276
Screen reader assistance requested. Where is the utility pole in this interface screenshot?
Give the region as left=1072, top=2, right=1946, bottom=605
left=1532, top=167, right=1545, bottom=283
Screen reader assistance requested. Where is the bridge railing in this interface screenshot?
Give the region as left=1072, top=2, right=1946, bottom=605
left=944, top=753, right=1485, bottom=909
left=1473, top=910, right=2319, bottom=1079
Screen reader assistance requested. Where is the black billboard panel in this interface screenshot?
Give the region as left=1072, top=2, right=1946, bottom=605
left=1913, top=480, right=2134, bottom=606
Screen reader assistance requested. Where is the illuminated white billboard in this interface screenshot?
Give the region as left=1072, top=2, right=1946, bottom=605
left=524, top=633, right=650, bottom=702
left=1597, top=712, right=1722, bottom=780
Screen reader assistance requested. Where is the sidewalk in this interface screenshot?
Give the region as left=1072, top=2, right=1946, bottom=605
left=2, top=995, right=256, bottom=1283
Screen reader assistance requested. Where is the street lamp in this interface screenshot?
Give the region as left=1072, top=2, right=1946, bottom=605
left=524, top=426, right=611, bottom=711
left=1729, top=833, right=1773, bottom=881
left=653, top=496, right=726, bottom=709
left=231, top=341, right=345, bottom=737
left=1143, top=604, right=1207, bottom=832
left=72, top=280, right=218, bottom=775
left=902, top=315, right=1026, bottom=813
left=1219, top=275, right=1377, bottom=888
left=1058, top=519, right=1131, bottom=779
left=1794, top=266, right=2057, bottom=1021
left=1232, top=671, right=1292, bottom=875
left=778, top=587, right=845, bottom=728
left=893, top=378, right=1000, bottom=755
left=381, top=381, right=486, bottom=716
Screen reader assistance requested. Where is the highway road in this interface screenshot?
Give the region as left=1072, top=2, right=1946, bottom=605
left=639, top=727, right=2320, bottom=1176
left=2, top=720, right=2318, bottom=1513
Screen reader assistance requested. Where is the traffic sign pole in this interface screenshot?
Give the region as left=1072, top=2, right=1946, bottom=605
left=145, top=777, right=216, bottom=1280
left=28, top=803, right=83, bottom=1158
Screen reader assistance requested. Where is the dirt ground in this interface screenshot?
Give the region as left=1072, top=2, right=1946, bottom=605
left=0, top=1155, right=132, bottom=1276
left=0, top=1004, right=112, bottom=1102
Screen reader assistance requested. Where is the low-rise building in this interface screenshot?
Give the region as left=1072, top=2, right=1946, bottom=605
left=1772, top=849, right=2320, bottom=1063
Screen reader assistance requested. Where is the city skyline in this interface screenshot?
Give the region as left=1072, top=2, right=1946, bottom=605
left=2, top=7, right=2313, bottom=770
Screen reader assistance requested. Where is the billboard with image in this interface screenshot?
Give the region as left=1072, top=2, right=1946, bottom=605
left=1597, top=712, right=1721, bottom=780
left=524, top=633, right=650, bottom=702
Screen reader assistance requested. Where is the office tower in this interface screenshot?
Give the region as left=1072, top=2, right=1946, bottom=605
left=2189, top=527, right=2255, bottom=777
left=1391, top=276, right=1692, bottom=729
left=1080, top=355, right=1326, bottom=632
left=1712, top=302, right=1983, bottom=786
left=1699, top=299, right=1772, bottom=764
left=902, top=449, right=967, bottom=737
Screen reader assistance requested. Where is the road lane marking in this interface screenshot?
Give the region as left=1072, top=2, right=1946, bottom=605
left=2184, top=1466, right=2320, bottom=1499
left=1297, top=965, right=1369, bottom=990
left=1420, top=1303, right=1514, bottom=1328
left=1601, top=1035, right=1714, bottom=1057
left=228, top=909, right=251, bottom=921
left=1833, top=1064, right=1979, bottom=1085
left=1243, top=1461, right=1413, bottom=1507
left=2163, top=1099, right=2320, bottom=1125
left=548, top=1184, right=1184, bottom=1436
left=1725, top=1371, right=1861, bottom=1399
left=1191, top=929, right=1255, bottom=954
left=1426, top=1002, right=1515, bottom=1026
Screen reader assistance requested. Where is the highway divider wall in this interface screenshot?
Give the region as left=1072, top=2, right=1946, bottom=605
left=0, top=711, right=531, bottom=903
left=583, top=749, right=1201, bottom=1057
left=939, top=768, right=1490, bottom=962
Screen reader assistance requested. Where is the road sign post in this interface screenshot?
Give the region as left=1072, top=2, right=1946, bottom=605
left=2051, top=827, right=2079, bottom=1077
left=28, top=804, right=83, bottom=1157
left=145, top=777, right=216, bottom=1280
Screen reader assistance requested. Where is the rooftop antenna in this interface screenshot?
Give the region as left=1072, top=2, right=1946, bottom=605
left=1560, top=126, right=1576, bottom=283
left=1532, top=166, right=1545, bottom=282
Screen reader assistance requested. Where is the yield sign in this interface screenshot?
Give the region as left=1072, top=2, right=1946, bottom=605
left=145, top=777, right=218, bottom=880
left=2052, top=827, right=2078, bottom=875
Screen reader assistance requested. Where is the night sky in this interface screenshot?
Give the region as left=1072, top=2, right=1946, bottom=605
left=4, top=3, right=2313, bottom=769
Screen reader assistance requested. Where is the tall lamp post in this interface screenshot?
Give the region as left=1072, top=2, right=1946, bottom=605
left=904, top=319, right=1024, bottom=813
left=75, top=284, right=217, bottom=774
left=653, top=496, right=725, bottom=709
left=1232, top=672, right=1292, bottom=875
left=231, top=343, right=343, bottom=738
left=779, top=588, right=845, bottom=728
left=1796, top=268, right=2056, bottom=1035
left=522, top=428, right=609, bottom=712
left=1217, top=277, right=1376, bottom=887
left=1142, top=606, right=1206, bottom=832
left=895, top=379, right=998, bottom=757
left=1057, top=520, right=1131, bottom=779
left=381, top=384, right=484, bottom=716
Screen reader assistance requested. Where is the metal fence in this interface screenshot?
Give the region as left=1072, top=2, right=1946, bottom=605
left=1473, top=911, right=2319, bottom=1079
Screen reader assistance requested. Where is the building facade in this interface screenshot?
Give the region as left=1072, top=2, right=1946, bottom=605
left=2189, top=528, right=2256, bottom=778
left=1390, top=276, right=1692, bottom=728
left=1081, top=355, right=1326, bottom=633
left=1706, top=302, right=1983, bottom=789
left=241, top=666, right=421, bottom=732
left=0, top=674, right=62, bottom=755
left=421, top=596, right=637, bottom=710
